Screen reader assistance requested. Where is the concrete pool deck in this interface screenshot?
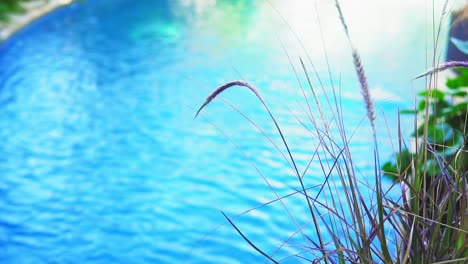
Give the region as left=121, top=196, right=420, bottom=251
left=0, top=0, right=74, bottom=42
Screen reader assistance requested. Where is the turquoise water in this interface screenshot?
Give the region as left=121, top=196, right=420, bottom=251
left=0, top=0, right=447, bottom=263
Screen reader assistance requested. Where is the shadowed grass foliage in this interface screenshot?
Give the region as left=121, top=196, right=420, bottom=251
left=196, top=0, right=468, bottom=263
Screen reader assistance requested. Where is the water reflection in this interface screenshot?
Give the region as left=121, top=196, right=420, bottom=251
left=164, top=0, right=448, bottom=100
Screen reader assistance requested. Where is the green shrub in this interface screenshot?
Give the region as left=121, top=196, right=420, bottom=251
left=383, top=68, right=467, bottom=180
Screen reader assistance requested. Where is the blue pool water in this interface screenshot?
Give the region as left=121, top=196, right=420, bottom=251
left=0, top=0, right=448, bottom=263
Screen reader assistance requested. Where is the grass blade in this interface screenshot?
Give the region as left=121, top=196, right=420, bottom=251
left=221, top=211, right=279, bottom=264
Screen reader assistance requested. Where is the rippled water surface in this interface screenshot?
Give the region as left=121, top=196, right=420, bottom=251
left=0, top=0, right=447, bottom=262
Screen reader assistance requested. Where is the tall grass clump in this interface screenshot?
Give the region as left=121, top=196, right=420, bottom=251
left=383, top=62, right=468, bottom=262
left=196, top=0, right=467, bottom=263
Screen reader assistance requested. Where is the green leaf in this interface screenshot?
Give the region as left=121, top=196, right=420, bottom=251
left=433, top=100, right=451, bottom=116
left=382, top=150, right=415, bottom=180
left=445, top=102, right=468, bottom=132
left=418, top=90, right=445, bottom=100
left=446, top=102, right=467, bottom=115
left=382, top=161, right=398, bottom=180
left=446, top=78, right=458, bottom=89
left=418, top=123, right=458, bottom=147
left=418, top=100, right=426, bottom=112
left=446, top=68, right=468, bottom=89
left=400, top=109, right=417, bottom=114
left=450, top=91, right=467, bottom=97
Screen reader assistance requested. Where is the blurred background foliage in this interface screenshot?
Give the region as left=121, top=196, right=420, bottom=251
left=383, top=66, right=467, bottom=179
